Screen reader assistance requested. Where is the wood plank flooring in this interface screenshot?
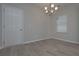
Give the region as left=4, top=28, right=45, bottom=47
left=0, top=39, right=79, bottom=56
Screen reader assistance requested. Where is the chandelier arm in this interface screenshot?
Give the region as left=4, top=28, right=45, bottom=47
left=43, top=3, right=59, bottom=16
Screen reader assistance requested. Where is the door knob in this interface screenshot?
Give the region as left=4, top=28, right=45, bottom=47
left=20, top=29, right=23, bottom=31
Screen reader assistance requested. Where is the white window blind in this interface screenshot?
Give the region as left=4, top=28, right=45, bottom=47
left=57, top=15, right=67, bottom=32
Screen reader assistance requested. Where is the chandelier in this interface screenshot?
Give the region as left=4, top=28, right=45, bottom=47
left=43, top=4, right=59, bottom=16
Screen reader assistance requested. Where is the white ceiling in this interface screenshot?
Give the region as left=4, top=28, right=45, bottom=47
left=2, top=3, right=79, bottom=8
left=35, top=3, right=79, bottom=7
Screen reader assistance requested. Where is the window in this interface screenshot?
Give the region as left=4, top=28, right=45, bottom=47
left=57, top=15, right=67, bottom=32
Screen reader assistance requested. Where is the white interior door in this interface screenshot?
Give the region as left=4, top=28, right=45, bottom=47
left=2, top=6, right=24, bottom=47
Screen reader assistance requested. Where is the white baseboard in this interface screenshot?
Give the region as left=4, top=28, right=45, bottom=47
left=0, top=36, right=52, bottom=49
left=0, top=46, right=3, bottom=49
left=52, top=37, right=79, bottom=44
left=23, top=36, right=53, bottom=45
left=23, top=36, right=79, bottom=45
left=1, top=36, right=79, bottom=49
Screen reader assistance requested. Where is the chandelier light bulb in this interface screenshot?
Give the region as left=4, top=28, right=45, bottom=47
left=45, top=10, right=48, bottom=13
left=51, top=4, right=54, bottom=8
left=44, top=6, right=48, bottom=10
left=51, top=10, right=54, bottom=13
left=55, top=6, right=58, bottom=10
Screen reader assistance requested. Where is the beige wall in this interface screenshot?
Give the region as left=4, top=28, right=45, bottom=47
left=15, top=4, right=51, bottom=42
left=23, top=4, right=51, bottom=42
left=50, top=5, right=79, bottom=42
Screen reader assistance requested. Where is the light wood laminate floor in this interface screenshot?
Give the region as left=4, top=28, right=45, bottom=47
left=0, top=39, right=79, bottom=56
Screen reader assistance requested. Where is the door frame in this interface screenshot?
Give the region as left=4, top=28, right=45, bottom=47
left=2, top=5, right=24, bottom=48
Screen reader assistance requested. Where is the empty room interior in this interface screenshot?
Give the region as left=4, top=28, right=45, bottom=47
left=0, top=3, right=79, bottom=56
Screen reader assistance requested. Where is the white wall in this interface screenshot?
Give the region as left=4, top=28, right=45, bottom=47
left=1, top=3, right=79, bottom=47
left=1, top=4, right=51, bottom=44
left=0, top=4, right=2, bottom=48
left=50, top=5, right=79, bottom=42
